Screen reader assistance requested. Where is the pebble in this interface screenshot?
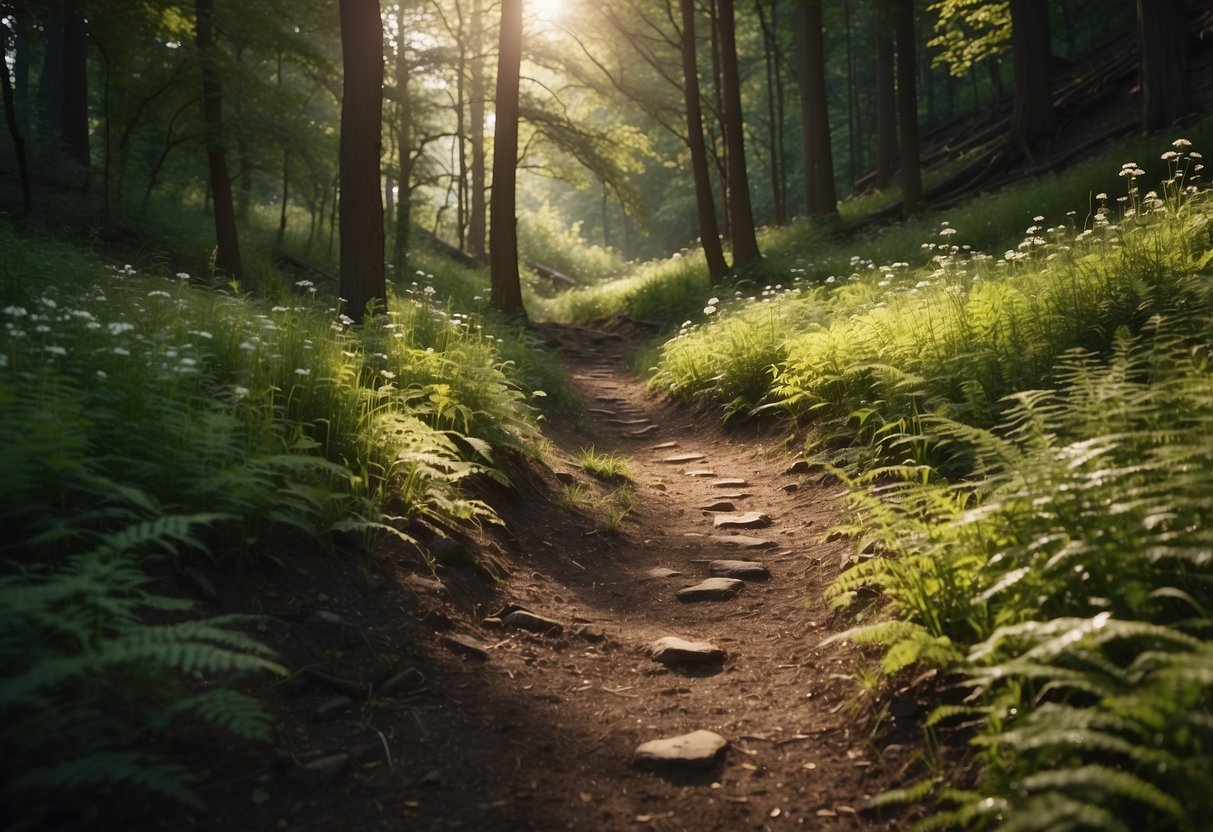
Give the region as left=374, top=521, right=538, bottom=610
left=712, top=511, right=772, bottom=530
left=502, top=609, right=564, bottom=635
left=287, top=753, right=350, bottom=789
left=443, top=633, right=490, bottom=659
left=633, top=730, right=728, bottom=770
left=661, top=453, right=707, bottom=464
left=715, top=535, right=777, bottom=550
left=676, top=577, right=744, bottom=602
left=649, top=636, right=725, bottom=665
left=709, top=560, right=771, bottom=580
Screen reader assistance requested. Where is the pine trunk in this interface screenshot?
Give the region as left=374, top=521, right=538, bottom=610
left=1137, top=0, right=1191, bottom=131
left=196, top=0, right=242, bottom=279
left=338, top=0, right=386, bottom=321
left=1009, top=0, right=1055, bottom=152
left=718, top=0, right=760, bottom=267
left=796, top=0, right=837, bottom=221
left=489, top=0, right=525, bottom=318
left=468, top=0, right=487, bottom=258
left=680, top=0, right=729, bottom=284
left=893, top=0, right=921, bottom=217
left=875, top=28, right=896, bottom=189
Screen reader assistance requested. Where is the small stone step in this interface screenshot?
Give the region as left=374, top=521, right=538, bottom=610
left=607, top=418, right=651, bottom=426
left=661, top=453, right=708, bottom=464
left=685, top=469, right=717, bottom=477
left=649, top=636, right=725, bottom=665
left=633, top=730, right=728, bottom=771
left=676, top=577, right=744, bottom=602
left=645, top=566, right=684, bottom=579
left=712, top=478, right=749, bottom=488
left=716, top=535, right=777, bottom=550
left=699, top=500, right=735, bottom=512
left=709, top=560, right=770, bottom=581
left=649, top=441, right=679, bottom=450
left=712, top=511, right=772, bottom=530
left=627, top=425, right=659, bottom=437
left=587, top=408, right=616, bottom=416
left=502, top=609, right=564, bottom=635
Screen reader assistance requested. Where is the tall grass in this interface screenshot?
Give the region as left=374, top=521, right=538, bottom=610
left=0, top=219, right=553, bottom=823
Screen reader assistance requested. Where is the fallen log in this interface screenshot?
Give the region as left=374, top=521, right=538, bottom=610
left=529, top=262, right=577, bottom=288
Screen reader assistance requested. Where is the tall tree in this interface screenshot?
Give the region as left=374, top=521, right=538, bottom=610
left=1, top=10, right=33, bottom=211
left=61, top=2, right=89, bottom=168
left=874, top=26, right=896, bottom=189
left=1136, top=0, right=1190, bottom=131
left=1008, top=0, right=1054, bottom=153
left=716, top=0, right=760, bottom=267
left=392, top=3, right=413, bottom=272
left=467, top=0, right=488, bottom=259
left=489, top=0, right=525, bottom=318
left=196, top=0, right=243, bottom=279
left=893, top=0, right=920, bottom=217
left=796, top=0, right=837, bottom=222
left=680, top=0, right=729, bottom=284
left=338, top=0, right=386, bottom=321
left=756, top=0, right=785, bottom=225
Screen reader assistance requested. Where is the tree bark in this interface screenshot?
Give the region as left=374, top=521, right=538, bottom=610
left=468, top=0, right=487, bottom=258
left=1, top=13, right=33, bottom=211
left=1137, top=0, right=1191, bottom=131
left=679, top=0, right=729, bottom=284
left=717, top=0, right=760, bottom=267
left=875, top=26, right=896, bottom=189
left=196, top=0, right=243, bottom=279
left=756, top=0, right=784, bottom=225
left=62, top=3, right=89, bottom=168
left=796, top=0, right=837, bottom=222
left=490, top=0, right=525, bottom=318
left=1009, top=0, right=1055, bottom=153
left=893, top=0, right=921, bottom=218
left=338, top=0, right=386, bottom=321
left=394, top=3, right=413, bottom=272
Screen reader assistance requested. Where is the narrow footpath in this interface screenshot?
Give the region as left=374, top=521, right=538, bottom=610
left=214, top=325, right=917, bottom=832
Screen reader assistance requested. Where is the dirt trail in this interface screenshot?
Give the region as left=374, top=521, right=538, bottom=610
left=205, top=327, right=913, bottom=832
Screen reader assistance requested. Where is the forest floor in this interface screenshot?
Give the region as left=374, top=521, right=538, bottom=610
left=178, top=324, right=934, bottom=832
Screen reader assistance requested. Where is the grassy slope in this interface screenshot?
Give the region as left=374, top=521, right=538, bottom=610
left=0, top=207, right=566, bottom=823
left=555, top=135, right=1213, bottom=828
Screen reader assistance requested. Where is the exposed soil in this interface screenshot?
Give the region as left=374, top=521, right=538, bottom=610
left=165, top=325, right=931, bottom=832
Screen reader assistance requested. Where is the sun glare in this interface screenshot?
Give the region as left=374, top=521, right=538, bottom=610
left=529, top=0, right=566, bottom=26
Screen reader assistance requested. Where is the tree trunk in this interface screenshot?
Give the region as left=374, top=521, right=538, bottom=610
left=1, top=14, right=33, bottom=212
left=1009, top=0, right=1055, bottom=153
left=394, top=4, right=413, bottom=272
left=39, top=21, right=64, bottom=142
left=455, top=9, right=468, bottom=251
left=875, top=27, right=896, bottom=189
left=718, top=0, right=760, bottom=267
left=338, top=0, right=386, bottom=322
left=679, top=0, right=729, bottom=284
left=277, top=151, right=289, bottom=248
left=196, top=0, right=243, bottom=279
left=490, top=0, right=525, bottom=318
left=893, top=0, right=921, bottom=217
left=1137, top=0, right=1191, bottom=131
left=62, top=4, right=89, bottom=168
left=468, top=0, right=487, bottom=258
left=756, top=0, right=784, bottom=225
left=796, top=0, right=837, bottom=222
left=601, top=185, right=612, bottom=248
left=707, top=0, right=729, bottom=239
left=844, top=0, right=859, bottom=192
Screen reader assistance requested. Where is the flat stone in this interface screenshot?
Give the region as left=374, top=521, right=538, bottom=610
left=587, top=408, right=616, bottom=416
left=649, top=636, right=725, bottom=665
left=378, top=667, right=424, bottom=696
left=714, top=492, right=751, bottom=500
left=784, top=459, right=812, bottom=475
left=554, top=470, right=577, bottom=484
left=443, top=633, right=490, bottom=659
left=716, top=535, right=777, bottom=550
left=633, top=730, right=728, bottom=770
left=649, top=441, right=679, bottom=450
left=301, top=667, right=365, bottom=698
left=287, top=753, right=351, bottom=788
left=595, top=395, right=622, bottom=402
left=780, top=483, right=799, bottom=493
left=645, top=566, right=684, bottom=579
left=709, top=560, right=771, bottom=580
left=313, top=696, right=354, bottom=722
left=684, top=469, right=717, bottom=477
left=576, top=624, right=607, bottom=642
left=502, top=609, right=564, bottom=635
left=676, top=577, right=744, bottom=602
left=661, top=453, right=707, bottom=464
left=713, top=511, right=772, bottom=530
left=699, top=501, right=735, bottom=512
left=607, top=418, right=650, bottom=426
left=627, top=425, right=659, bottom=437
left=712, top=479, right=749, bottom=488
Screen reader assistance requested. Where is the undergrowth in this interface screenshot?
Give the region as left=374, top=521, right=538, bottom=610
left=0, top=221, right=554, bottom=824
